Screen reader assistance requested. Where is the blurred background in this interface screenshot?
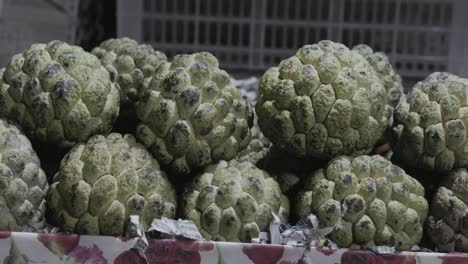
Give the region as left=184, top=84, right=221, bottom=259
left=0, top=0, right=467, bottom=89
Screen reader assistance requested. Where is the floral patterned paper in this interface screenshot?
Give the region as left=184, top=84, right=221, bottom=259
left=0, top=232, right=467, bottom=264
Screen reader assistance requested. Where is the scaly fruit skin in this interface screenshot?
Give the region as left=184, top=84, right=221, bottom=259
left=136, top=52, right=254, bottom=176
left=426, top=168, right=468, bottom=252
left=0, top=41, right=120, bottom=148
left=352, top=44, right=404, bottom=109
left=47, top=133, right=177, bottom=236
left=0, top=119, right=48, bottom=231
left=181, top=160, right=289, bottom=242
left=236, top=118, right=271, bottom=164
left=256, top=40, right=389, bottom=160
left=295, top=155, right=428, bottom=250
left=393, top=72, right=468, bottom=172
left=92, top=37, right=167, bottom=104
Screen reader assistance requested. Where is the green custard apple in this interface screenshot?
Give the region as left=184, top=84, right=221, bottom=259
left=295, top=155, right=428, bottom=250
left=393, top=72, right=468, bottom=172
left=426, top=168, right=468, bottom=252
left=0, top=41, right=120, bottom=148
left=181, top=160, right=289, bottom=242
left=47, top=133, right=177, bottom=235
left=256, top=40, right=389, bottom=160
left=92, top=37, right=167, bottom=104
left=0, top=119, right=48, bottom=231
left=136, top=52, right=254, bottom=176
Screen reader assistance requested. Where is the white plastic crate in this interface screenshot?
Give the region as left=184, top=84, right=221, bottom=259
left=117, top=0, right=468, bottom=79
left=0, top=0, right=79, bottom=67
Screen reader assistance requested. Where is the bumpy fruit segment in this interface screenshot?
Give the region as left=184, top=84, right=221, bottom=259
left=0, top=41, right=120, bottom=148
left=426, top=168, right=468, bottom=252
left=0, top=119, right=48, bottom=231
left=47, top=133, right=177, bottom=236
left=136, top=52, right=253, bottom=176
left=294, top=155, right=428, bottom=250
left=181, top=160, right=289, bottom=242
left=92, top=37, right=167, bottom=104
left=256, top=40, right=389, bottom=160
left=393, top=72, right=468, bottom=172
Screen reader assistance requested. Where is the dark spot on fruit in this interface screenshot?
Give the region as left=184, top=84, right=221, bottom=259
left=181, top=88, right=200, bottom=106
left=25, top=79, right=37, bottom=91
left=360, top=221, right=370, bottom=228
left=217, top=99, right=228, bottom=111
left=122, top=152, right=131, bottom=160
left=367, top=179, right=375, bottom=192
left=346, top=197, right=364, bottom=213
left=163, top=70, right=184, bottom=92
left=128, top=197, right=145, bottom=212
left=194, top=60, right=208, bottom=70
left=53, top=79, right=77, bottom=100
left=431, top=132, right=441, bottom=142
left=158, top=102, right=168, bottom=115
left=205, top=186, right=214, bottom=193
left=45, top=63, right=62, bottom=76
left=354, top=199, right=364, bottom=212
left=140, top=91, right=150, bottom=103
left=359, top=163, right=368, bottom=172
left=149, top=200, right=163, bottom=214
left=248, top=177, right=260, bottom=192
left=194, top=109, right=203, bottom=120
left=11, top=76, right=24, bottom=90
left=174, top=121, right=189, bottom=132
left=326, top=204, right=336, bottom=214
left=234, top=102, right=243, bottom=112
left=226, top=216, right=235, bottom=225
left=343, top=174, right=353, bottom=184
left=388, top=165, right=401, bottom=175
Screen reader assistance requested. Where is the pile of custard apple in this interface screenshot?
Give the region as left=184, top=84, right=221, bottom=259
left=0, top=38, right=466, bottom=253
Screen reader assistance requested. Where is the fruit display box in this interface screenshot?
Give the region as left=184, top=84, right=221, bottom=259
left=0, top=232, right=467, bottom=264
left=117, top=0, right=468, bottom=79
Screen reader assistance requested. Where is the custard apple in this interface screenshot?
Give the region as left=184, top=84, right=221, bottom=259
left=352, top=44, right=404, bottom=109
left=256, top=40, right=389, bottom=160
left=0, top=119, right=48, bottom=231
left=136, top=52, right=254, bottom=175
left=426, top=168, right=468, bottom=252
left=92, top=37, right=167, bottom=104
left=295, top=155, right=428, bottom=250
left=0, top=41, right=120, bottom=148
left=181, top=160, right=289, bottom=242
left=47, top=133, right=177, bottom=235
left=393, top=72, right=468, bottom=172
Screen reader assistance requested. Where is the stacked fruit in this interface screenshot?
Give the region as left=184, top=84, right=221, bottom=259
left=0, top=38, right=465, bottom=253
